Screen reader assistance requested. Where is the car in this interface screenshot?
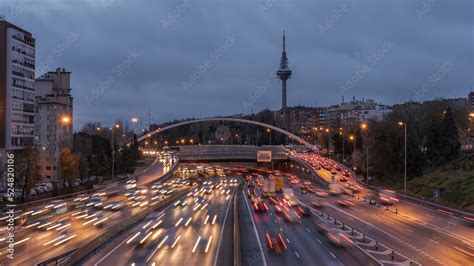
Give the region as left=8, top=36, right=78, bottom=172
left=253, top=198, right=268, bottom=212
left=296, top=206, right=311, bottom=217
left=29, top=188, right=37, bottom=196
left=342, top=170, right=350, bottom=177
left=265, top=232, right=287, bottom=254
left=330, top=169, right=338, bottom=175
left=339, top=176, right=348, bottom=182
left=345, top=184, right=360, bottom=193
left=326, top=227, right=352, bottom=247
left=315, top=191, right=328, bottom=197
left=336, top=200, right=350, bottom=207
left=311, top=199, right=325, bottom=208
left=274, top=205, right=284, bottom=215
left=314, top=218, right=352, bottom=247
left=283, top=208, right=301, bottom=223
left=268, top=196, right=280, bottom=205
left=329, top=188, right=342, bottom=196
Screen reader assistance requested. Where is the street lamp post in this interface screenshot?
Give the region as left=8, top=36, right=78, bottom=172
left=266, top=129, right=271, bottom=145
left=58, top=115, right=71, bottom=191
left=339, top=128, right=345, bottom=165
left=112, top=123, right=120, bottom=179
left=325, top=128, right=330, bottom=157
left=360, top=123, right=369, bottom=184
left=131, top=117, right=138, bottom=133
left=349, top=135, right=355, bottom=170
left=398, top=121, right=407, bottom=197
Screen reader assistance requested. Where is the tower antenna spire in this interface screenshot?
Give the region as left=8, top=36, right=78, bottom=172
left=283, top=30, right=286, bottom=53
left=277, top=29, right=292, bottom=109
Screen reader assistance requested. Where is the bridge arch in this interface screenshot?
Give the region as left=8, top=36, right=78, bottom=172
left=135, top=117, right=318, bottom=152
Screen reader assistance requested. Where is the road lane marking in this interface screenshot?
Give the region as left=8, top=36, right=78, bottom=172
left=214, top=187, right=237, bottom=266
left=330, top=252, right=336, bottom=259
left=316, top=238, right=322, bottom=244
left=294, top=251, right=300, bottom=258
left=242, top=186, right=268, bottom=266
left=94, top=197, right=178, bottom=266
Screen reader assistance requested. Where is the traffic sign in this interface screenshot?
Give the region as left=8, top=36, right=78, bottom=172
left=433, top=188, right=440, bottom=198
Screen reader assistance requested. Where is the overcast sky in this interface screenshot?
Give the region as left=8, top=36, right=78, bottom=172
left=1, top=0, right=473, bottom=129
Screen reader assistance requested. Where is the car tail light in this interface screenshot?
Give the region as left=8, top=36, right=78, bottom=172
left=278, top=233, right=287, bottom=249
left=266, top=233, right=273, bottom=249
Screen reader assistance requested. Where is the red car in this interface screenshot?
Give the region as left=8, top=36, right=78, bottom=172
left=266, top=232, right=287, bottom=254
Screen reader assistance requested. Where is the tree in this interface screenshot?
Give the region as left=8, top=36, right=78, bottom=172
left=118, top=146, right=136, bottom=178
left=88, top=135, right=112, bottom=180
left=60, top=148, right=78, bottom=193
left=425, top=118, right=443, bottom=165
left=332, top=132, right=343, bottom=156
left=406, top=134, right=425, bottom=177
left=77, top=153, right=89, bottom=186
left=17, top=146, right=40, bottom=202
left=440, top=106, right=461, bottom=161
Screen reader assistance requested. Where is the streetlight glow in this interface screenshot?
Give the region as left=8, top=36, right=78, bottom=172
left=60, top=115, right=71, bottom=125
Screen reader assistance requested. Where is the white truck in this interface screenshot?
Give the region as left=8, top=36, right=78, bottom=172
left=282, top=188, right=299, bottom=206
left=262, top=179, right=276, bottom=197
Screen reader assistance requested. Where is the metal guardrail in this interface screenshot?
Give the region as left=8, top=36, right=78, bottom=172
left=293, top=151, right=474, bottom=221
left=1, top=157, right=161, bottom=213
left=288, top=156, right=330, bottom=189
left=37, top=248, right=77, bottom=266
left=353, top=176, right=474, bottom=220
left=33, top=156, right=181, bottom=265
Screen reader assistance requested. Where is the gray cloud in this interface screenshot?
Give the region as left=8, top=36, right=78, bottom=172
left=1, top=0, right=472, bottom=129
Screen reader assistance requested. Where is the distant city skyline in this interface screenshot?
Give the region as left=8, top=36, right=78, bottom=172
left=1, top=0, right=472, bottom=129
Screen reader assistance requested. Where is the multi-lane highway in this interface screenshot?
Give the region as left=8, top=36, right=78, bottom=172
left=87, top=169, right=239, bottom=266
left=0, top=152, right=177, bottom=265
left=289, top=151, right=474, bottom=265
left=1, top=150, right=473, bottom=266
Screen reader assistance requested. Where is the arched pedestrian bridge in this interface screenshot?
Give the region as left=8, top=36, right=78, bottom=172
left=136, top=117, right=318, bottom=152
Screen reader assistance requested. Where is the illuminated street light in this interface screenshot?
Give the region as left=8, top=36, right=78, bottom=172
left=360, top=123, right=369, bottom=184
left=60, top=115, right=71, bottom=125
left=115, top=124, right=120, bottom=129
left=267, top=128, right=272, bottom=145
left=349, top=135, right=356, bottom=169
left=164, top=140, right=168, bottom=145
left=131, top=117, right=138, bottom=123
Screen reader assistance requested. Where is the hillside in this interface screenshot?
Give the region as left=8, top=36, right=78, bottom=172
left=407, top=152, right=474, bottom=210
